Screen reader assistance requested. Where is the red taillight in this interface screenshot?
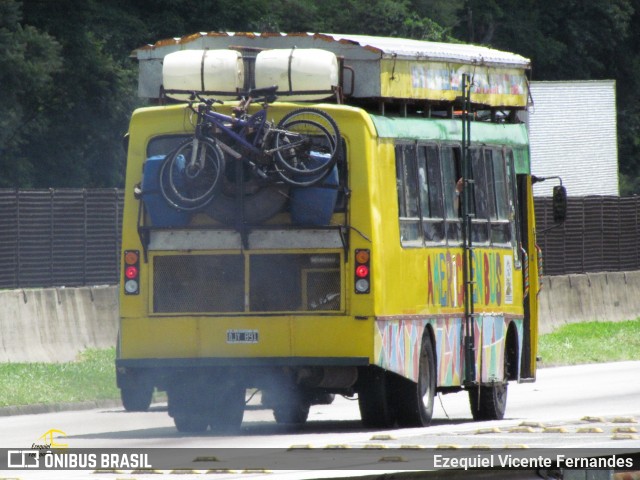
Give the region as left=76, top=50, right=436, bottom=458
left=354, top=248, right=370, bottom=294
left=355, top=265, right=369, bottom=278
left=125, top=266, right=138, bottom=279
left=123, top=250, right=140, bottom=295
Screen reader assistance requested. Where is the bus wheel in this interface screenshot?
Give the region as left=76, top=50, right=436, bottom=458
left=393, top=333, right=436, bottom=427
left=273, top=401, right=310, bottom=425
left=174, top=413, right=209, bottom=433
left=120, top=384, right=153, bottom=412
left=168, top=376, right=211, bottom=433
left=312, top=393, right=335, bottom=405
left=468, top=332, right=512, bottom=421
left=209, top=384, right=246, bottom=433
left=468, top=382, right=508, bottom=420
left=358, top=368, right=395, bottom=428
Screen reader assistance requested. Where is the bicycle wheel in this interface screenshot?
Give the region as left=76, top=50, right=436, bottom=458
left=274, top=159, right=337, bottom=187
left=274, top=108, right=340, bottom=175
left=159, top=137, right=224, bottom=211
left=277, top=108, right=340, bottom=147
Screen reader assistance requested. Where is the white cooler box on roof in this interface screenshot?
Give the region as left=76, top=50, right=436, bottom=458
left=255, top=48, right=339, bottom=101
left=162, top=49, right=244, bottom=100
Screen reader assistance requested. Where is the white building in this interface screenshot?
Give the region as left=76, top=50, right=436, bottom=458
left=528, top=80, right=619, bottom=196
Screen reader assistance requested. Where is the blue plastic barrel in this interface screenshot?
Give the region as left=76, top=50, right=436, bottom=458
left=290, top=153, right=339, bottom=226
left=141, top=155, right=191, bottom=227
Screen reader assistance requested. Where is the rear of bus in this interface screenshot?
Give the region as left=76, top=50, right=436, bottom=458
left=116, top=102, right=380, bottom=431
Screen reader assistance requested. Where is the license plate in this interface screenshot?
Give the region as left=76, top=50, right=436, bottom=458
left=226, top=329, right=259, bottom=344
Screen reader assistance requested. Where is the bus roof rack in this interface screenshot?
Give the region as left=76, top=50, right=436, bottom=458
left=133, top=32, right=531, bottom=111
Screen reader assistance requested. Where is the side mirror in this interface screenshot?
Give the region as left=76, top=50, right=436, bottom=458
left=552, top=185, right=567, bottom=223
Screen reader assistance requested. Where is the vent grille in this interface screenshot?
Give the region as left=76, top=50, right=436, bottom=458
left=154, top=255, right=244, bottom=312
left=153, top=253, right=341, bottom=313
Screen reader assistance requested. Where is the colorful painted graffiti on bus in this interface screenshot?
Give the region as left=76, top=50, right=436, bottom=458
left=426, top=250, right=514, bottom=308
left=374, top=315, right=524, bottom=385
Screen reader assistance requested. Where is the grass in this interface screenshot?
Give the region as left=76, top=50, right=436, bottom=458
left=537, top=319, right=640, bottom=366
left=0, top=348, right=120, bottom=408
left=0, top=320, right=639, bottom=407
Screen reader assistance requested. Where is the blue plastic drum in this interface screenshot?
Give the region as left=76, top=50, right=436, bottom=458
left=289, top=153, right=339, bottom=226
left=141, top=155, right=191, bottom=227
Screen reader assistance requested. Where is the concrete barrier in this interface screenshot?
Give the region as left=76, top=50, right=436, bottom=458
left=1, top=271, right=639, bottom=362
left=0, top=285, right=118, bottom=362
left=538, top=271, right=640, bottom=334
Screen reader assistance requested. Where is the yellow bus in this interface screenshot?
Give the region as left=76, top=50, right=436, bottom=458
left=117, top=33, right=565, bottom=432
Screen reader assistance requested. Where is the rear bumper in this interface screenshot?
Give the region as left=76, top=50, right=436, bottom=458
left=116, top=356, right=369, bottom=368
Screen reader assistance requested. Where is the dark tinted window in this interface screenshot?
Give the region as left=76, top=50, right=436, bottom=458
left=396, top=144, right=421, bottom=244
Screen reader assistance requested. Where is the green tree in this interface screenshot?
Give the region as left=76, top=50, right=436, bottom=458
left=611, top=0, right=640, bottom=194
left=0, top=0, right=62, bottom=186
left=20, top=0, right=140, bottom=187
left=4, top=0, right=458, bottom=188
left=458, top=0, right=640, bottom=194
left=412, top=0, right=463, bottom=30
left=6, top=0, right=638, bottom=192
left=311, top=0, right=452, bottom=39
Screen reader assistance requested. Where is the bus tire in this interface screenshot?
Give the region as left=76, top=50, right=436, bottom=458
left=312, top=392, right=335, bottom=405
left=469, top=327, right=513, bottom=421
left=468, top=382, right=508, bottom=420
left=358, top=368, right=395, bottom=428
left=393, top=333, right=436, bottom=427
left=168, top=375, right=212, bottom=433
left=209, top=383, right=246, bottom=433
left=174, top=413, right=209, bottom=433
left=120, top=384, right=153, bottom=412
left=273, top=401, right=310, bottom=425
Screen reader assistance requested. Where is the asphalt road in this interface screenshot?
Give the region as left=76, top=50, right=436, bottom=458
left=1, top=361, right=639, bottom=479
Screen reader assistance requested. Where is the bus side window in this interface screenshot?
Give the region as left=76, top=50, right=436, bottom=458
left=470, top=148, right=490, bottom=244
left=487, top=148, right=512, bottom=245
left=441, top=146, right=462, bottom=244
left=418, top=145, right=445, bottom=244
left=395, top=143, right=422, bottom=246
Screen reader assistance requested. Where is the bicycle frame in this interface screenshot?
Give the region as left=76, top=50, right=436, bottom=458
left=196, top=104, right=269, bottom=161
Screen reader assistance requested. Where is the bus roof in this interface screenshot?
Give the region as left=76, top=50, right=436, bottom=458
left=135, top=32, right=530, bottom=68
left=133, top=32, right=531, bottom=108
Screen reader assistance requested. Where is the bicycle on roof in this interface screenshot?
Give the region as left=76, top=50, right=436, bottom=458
left=159, top=86, right=341, bottom=211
